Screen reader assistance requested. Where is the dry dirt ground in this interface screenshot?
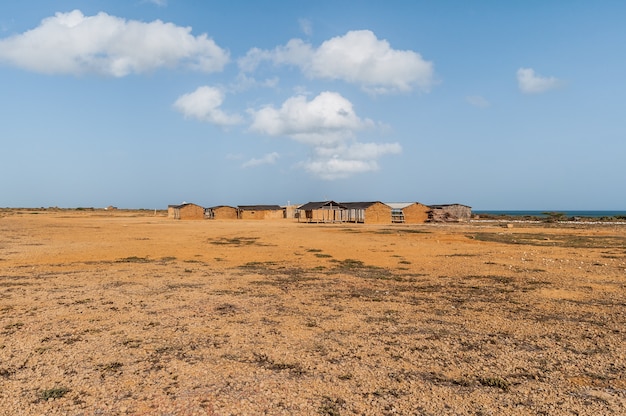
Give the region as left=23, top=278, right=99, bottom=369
left=0, top=210, right=625, bottom=415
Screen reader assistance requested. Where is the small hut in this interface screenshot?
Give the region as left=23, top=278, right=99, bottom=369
left=167, top=203, right=205, bottom=220
left=387, top=202, right=430, bottom=224
left=237, top=205, right=284, bottom=220
left=206, top=205, right=238, bottom=220
left=428, top=204, right=472, bottom=222
left=298, top=201, right=346, bottom=223
left=283, top=204, right=300, bottom=219
left=340, top=201, right=392, bottom=224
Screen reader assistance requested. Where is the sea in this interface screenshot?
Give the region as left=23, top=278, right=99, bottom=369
left=473, top=210, right=626, bottom=218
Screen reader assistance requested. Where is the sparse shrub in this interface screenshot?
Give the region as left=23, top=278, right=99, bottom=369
left=39, top=387, right=70, bottom=401
left=116, top=256, right=151, bottom=263
left=478, top=376, right=509, bottom=391
left=319, top=396, right=345, bottom=416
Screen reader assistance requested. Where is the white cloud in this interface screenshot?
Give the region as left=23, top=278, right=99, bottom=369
left=517, top=68, right=563, bottom=94
left=242, top=152, right=280, bottom=168
left=302, top=141, right=402, bottom=179
left=239, top=30, right=435, bottom=94
left=466, top=95, right=490, bottom=108
left=0, top=10, right=228, bottom=76
left=249, top=91, right=371, bottom=146
left=173, top=86, right=243, bottom=126
left=302, top=158, right=379, bottom=179
left=249, top=91, right=401, bottom=179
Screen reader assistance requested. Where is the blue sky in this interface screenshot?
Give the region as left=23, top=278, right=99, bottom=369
left=1, top=1, right=625, bottom=210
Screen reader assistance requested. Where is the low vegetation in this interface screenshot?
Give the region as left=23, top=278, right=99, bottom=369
left=1, top=212, right=623, bottom=415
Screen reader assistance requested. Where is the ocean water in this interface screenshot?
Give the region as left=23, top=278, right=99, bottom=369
left=473, top=210, right=626, bottom=218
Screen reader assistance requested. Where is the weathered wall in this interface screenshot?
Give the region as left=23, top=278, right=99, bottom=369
left=305, top=208, right=342, bottom=223
left=178, top=204, right=205, bottom=220
left=429, top=205, right=472, bottom=222
left=212, top=206, right=238, bottom=220
left=263, top=209, right=285, bottom=220
left=402, top=203, right=430, bottom=224
left=239, top=209, right=284, bottom=220
left=364, top=202, right=392, bottom=224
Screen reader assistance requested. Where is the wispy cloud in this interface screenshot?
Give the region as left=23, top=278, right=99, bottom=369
left=232, top=73, right=279, bottom=92
left=517, top=68, right=563, bottom=94
left=249, top=91, right=401, bottom=179
left=242, top=152, right=280, bottom=168
left=466, top=95, right=490, bottom=108
left=239, top=30, right=435, bottom=94
left=0, top=10, right=228, bottom=76
left=145, top=0, right=167, bottom=6
left=173, top=86, right=243, bottom=126
left=298, top=18, right=312, bottom=36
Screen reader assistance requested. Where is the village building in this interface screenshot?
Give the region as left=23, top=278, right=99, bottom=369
left=297, top=201, right=346, bottom=223
left=387, top=202, right=431, bottom=224
left=237, top=205, right=284, bottom=220
left=340, top=201, right=392, bottom=224
left=283, top=204, right=300, bottom=219
left=428, top=204, right=472, bottom=222
left=167, top=203, right=205, bottom=220
left=206, top=205, right=238, bottom=220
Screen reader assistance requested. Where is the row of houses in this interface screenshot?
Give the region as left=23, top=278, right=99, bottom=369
left=168, top=201, right=472, bottom=224
left=168, top=203, right=284, bottom=220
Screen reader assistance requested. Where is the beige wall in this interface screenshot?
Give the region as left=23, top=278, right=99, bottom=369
left=364, top=202, right=392, bottom=224
left=212, top=206, right=238, bottom=220
left=402, top=203, right=430, bottom=224
left=175, top=204, right=205, bottom=220
left=305, top=208, right=342, bottom=223
left=239, top=209, right=284, bottom=220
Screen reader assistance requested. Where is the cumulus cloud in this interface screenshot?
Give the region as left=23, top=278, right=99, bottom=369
left=517, top=68, right=563, bottom=94
left=239, top=30, right=435, bottom=94
left=302, top=158, right=379, bottom=179
left=242, top=152, right=280, bottom=168
left=249, top=91, right=401, bottom=179
left=249, top=91, right=371, bottom=145
left=0, top=10, right=228, bottom=76
left=302, top=142, right=402, bottom=180
left=173, top=86, right=243, bottom=126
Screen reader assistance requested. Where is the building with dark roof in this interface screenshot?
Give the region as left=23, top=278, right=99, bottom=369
left=340, top=201, right=392, bottom=224
left=297, top=201, right=346, bottom=223
left=167, top=203, right=205, bottom=220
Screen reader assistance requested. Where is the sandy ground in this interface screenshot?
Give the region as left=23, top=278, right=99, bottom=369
left=0, top=209, right=625, bottom=415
